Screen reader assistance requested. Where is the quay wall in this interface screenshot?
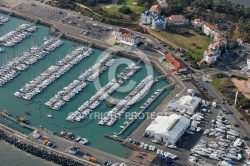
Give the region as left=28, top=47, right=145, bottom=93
left=0, top=123, right=98, bottom=166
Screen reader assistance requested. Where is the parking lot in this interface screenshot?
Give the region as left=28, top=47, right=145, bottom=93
left=14, top=1, right=67, bottom=21
left=127, top=97, right=249, bottom=165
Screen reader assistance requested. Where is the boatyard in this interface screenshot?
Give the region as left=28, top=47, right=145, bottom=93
left=0, top=10, right=174, bottom=162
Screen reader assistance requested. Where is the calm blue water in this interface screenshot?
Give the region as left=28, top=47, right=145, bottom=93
left=0, top=11, right=172, bottom=162
left=0, top=141, right=58, bottom=166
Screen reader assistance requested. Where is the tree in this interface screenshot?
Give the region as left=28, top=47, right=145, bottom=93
left=118, top=6, right=131, bottom=14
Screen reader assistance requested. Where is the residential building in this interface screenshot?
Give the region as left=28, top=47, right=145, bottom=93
left=198, top=22, right=227, bottom=64
left=149, top=4, right=161, bottom=16
left=141, top=10, right=152, bottom=24
left=151, top=15, right=166, bottom=30
left=191, top=19, right=205, bottom=28
left=247, top=59, right=250, bottom=69
left=157, top=0, right=168, bottom=8
left=202, top=22, right=219, bottom=38
left=165, top=54, right=187, bottom=72
left=114, top=28, right=138, bottom=46
left=145, top=114, right=190, bottom=144
left=247, top=78, right=250, bottom=88
left=166, top=15, right=189, bottom=26
left=244, top=59, right=250, bottom=72
left=168, top=95, right=201, bottom=112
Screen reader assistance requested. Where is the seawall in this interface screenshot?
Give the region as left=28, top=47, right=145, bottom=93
left=0, top=123, right=97, bottom=166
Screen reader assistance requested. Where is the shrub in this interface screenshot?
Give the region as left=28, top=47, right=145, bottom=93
left=231, top=74, right=248, bottom=81
left=118, top=6, right=131, bottom=14
left=233, top=123, right=239, bottom=127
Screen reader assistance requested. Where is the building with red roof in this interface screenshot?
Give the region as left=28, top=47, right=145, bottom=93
left=202, top=22, right=219, bottom=38
left=114, top=28, right=138, bottom=46
left=166, top=15, right=189, bottom=26
left=165, top=54, right=187, bottom=72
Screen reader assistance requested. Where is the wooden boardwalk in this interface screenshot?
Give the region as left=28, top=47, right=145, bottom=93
left=1, top=112, right=36, bottom=131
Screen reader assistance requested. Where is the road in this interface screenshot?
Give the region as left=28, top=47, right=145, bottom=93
left=28, top=129, right=141, bottom=166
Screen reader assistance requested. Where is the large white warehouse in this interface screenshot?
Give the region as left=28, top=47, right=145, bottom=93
left=145, top=114, right=190, bottom=145
left=168, top=95, right=201, bottom=112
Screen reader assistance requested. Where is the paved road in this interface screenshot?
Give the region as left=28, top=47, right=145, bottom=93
left=28, top=129, right=141, bottom=166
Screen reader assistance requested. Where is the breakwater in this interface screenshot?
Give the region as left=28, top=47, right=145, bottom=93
left=0, top=123, right=97, bottom=166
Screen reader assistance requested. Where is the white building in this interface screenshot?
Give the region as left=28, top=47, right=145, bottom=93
left=191, top=19, right=205, bottom=28
left=198, top=22, right=227, bottom=64
left=141, top=4, right=164, bottom=27
left=141, top=10, right=152, bottom=24
left=168, top=95, right=201, bottom=112
left=202, top=22, right=219, bottom=38
left=145, top=114, right=190, bottom=144
left=151, top=15, right=166, bottom=30
left=166, top=15, right=189, bottom=26
left=247, top=78, right=250, bottom=88
left=114, top=28, right=138, bottom=46
left=247, top=59, right=250, bottom=69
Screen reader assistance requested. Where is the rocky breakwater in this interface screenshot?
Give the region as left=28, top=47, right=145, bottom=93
left=0, top=127, right=90, bottom=166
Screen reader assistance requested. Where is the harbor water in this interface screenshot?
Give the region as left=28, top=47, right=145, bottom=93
left=0, top=12, right=172, bottom=159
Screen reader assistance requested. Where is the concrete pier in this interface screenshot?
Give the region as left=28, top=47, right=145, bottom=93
left=116, top=86, right=171, bottom=136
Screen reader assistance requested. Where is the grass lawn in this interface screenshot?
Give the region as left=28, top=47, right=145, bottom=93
left=157, top=27, right=212, bottom=59
left=211, top=74, right=221, bottom=90
left=102, top=0, right=145, bottom=18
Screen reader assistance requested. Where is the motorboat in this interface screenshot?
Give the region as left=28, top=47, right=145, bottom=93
left=209, top=153, right=221, bottom=160
left=168, top=144, right=177, bottom=149
left=47, top=114, right=53, bottom=118
left=204, top=129, right=210, bottom=135
left=79, top=138, right=88, bottom=145
left=196, top=127, right=201, bottom=132
left=195, top=150, right=208, bottom=156
left=140, top=142, right=144, bottom=148
left=186, top=130, right=194, bottom=134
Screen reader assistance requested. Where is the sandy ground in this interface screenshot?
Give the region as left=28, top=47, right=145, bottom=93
left=231, top=78, right=250, bottom=99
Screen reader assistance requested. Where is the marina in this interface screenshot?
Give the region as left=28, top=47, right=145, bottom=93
left=0, top=12, right=172, bottom=158
left=0, top=37, right=63, bottom=86
left=66, top=62, right=141, bottom=122
left=15, top=46, right=93, bottom=100
left=98, top=75, right=156, bottom=126
left=0, top=23, right=37, bottom=46
left=46, top=51, right=115, bottom=111
left=116, top=85, right=170, bottom=136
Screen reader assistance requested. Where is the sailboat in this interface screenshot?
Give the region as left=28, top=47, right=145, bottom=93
left=47, top=110, right=53, bottom=118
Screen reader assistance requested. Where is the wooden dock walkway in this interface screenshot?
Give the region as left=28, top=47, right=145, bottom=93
left=1, top=112, right=36, bottom=131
